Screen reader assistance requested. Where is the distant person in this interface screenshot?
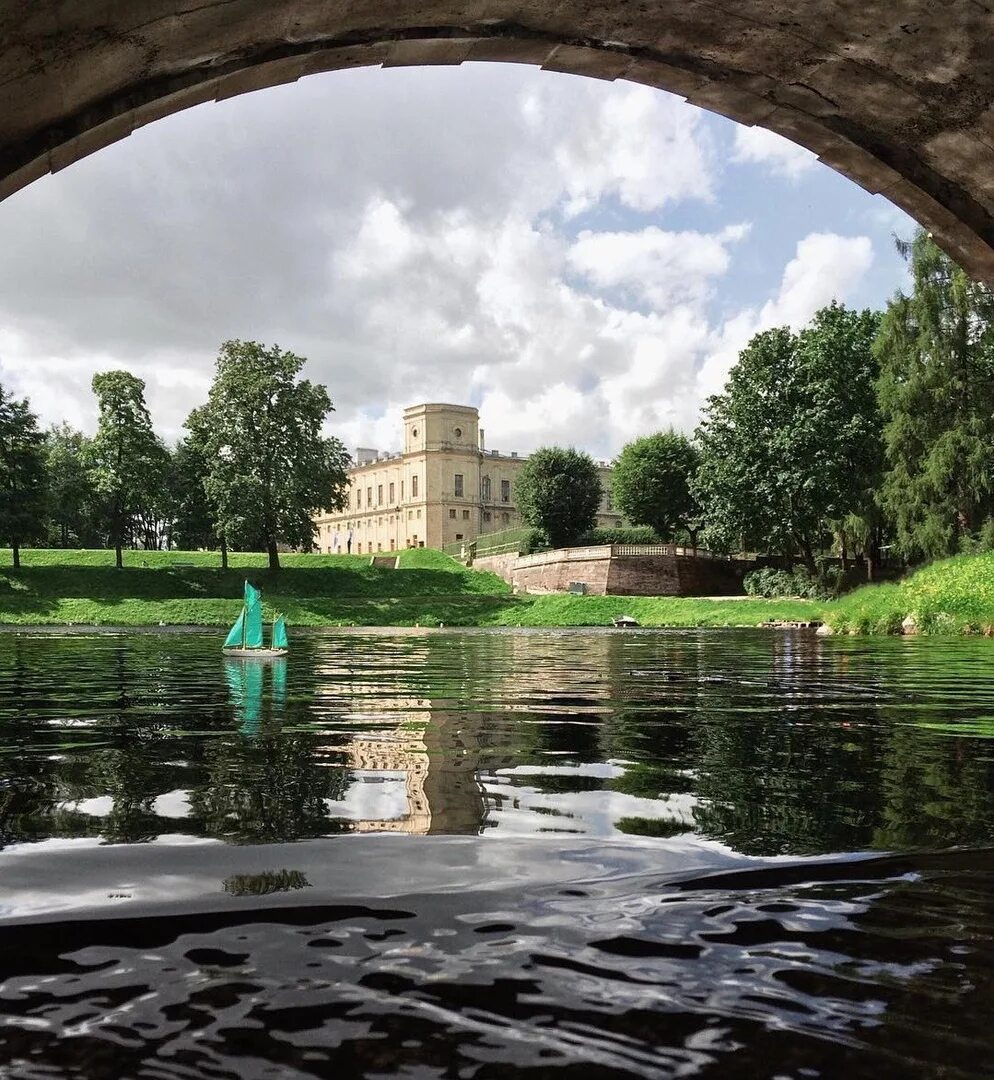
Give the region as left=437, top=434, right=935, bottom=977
left=346, top=528, right=353, bottom=554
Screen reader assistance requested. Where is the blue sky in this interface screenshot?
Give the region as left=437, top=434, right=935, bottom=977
left=0, top=63, right=916, bottom=458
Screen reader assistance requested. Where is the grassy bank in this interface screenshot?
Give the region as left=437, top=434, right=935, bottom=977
left=0, top=548, right=821, bottom=629
left=825, top=552, right=994, bottom=635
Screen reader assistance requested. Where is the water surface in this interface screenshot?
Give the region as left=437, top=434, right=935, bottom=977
left=2, top=628, right=993, bottom=1077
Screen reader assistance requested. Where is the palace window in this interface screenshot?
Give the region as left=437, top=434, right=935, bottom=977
left=483, top=512, right=491, bottom=522
left=408, top=510, right=413, bottom=520
left=462, top=510, right=470, bottom=520
left=389, top=482, right=395, bottom=503
left=501, top=479, right=510, bottom=502
left=356, top=489, right=361, bottom=508
left=481, top=475, right=491, bottom=501
left=502, top=512, right=510, bottom=525
left=367, top=486, right=373, bottom=506
left=400, top=480, right=405, bottom=500
left=449, top=509, right=457, bottom=519
left=455, top=533, right=463, bottom=541
left=454, top=473, right=464, bottom=497
left=377, top=484, right=383, bottom=505
left=417, top=509, right=421, bottom=519
left=412, top=475, right=419, bottom=498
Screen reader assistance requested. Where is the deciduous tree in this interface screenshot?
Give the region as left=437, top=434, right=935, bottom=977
left=612, top=432, right=702, bottom=545
left=43, top=424, right=101, bottom=548
left=197, top=340, right=350, bottom=570
left=695, top=303, right=882, bottom=571
left=515, top=447, right=602, bottom=549
left=172, top=414, right=221, bottom=553
left=85, top=371, right=167, bottom=568
left=0, top=384, right=46, bottom=567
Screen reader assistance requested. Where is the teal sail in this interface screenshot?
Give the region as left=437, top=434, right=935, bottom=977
left=224, top=608, right=246, bottom=649
left=271, top=656, right=287, bottom=708
left=224, top=582, right=286, bottom=652
left=224, top=657, right=263, bottom=736
left=243, top=581, right=264, bottom=648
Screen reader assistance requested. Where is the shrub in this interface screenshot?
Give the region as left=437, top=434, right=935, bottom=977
left=743, top=566, right=831, bottom=600
left=577, top=526, right=661, bottom=546
left=520, top=528, right=551, bottom=555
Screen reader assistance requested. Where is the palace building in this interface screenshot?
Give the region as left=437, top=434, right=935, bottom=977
left=313, top=403, right=622, bottom=554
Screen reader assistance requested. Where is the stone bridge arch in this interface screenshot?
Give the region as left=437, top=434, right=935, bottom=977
left=2, top=2, right=994, bottom=281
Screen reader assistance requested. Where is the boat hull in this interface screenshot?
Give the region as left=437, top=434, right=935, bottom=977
left=222, top=648, right=288, bottom=659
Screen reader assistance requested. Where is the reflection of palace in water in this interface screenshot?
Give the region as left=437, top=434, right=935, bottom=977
left=313, top=633, right=622, bottom=836
left=342, top=709, right=495, bottom=834
left=223, top=632, right=704, bottom=840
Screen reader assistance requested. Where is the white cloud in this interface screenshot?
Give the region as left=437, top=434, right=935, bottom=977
left=732, top=124, right=818, bottom=179
left=0, top=61, right=897, bottom=463
left=529, top=81, right=715, bottom=216
left=567, top=223, right=750, bottom=308
left=691, top=232, right=875, bottom=414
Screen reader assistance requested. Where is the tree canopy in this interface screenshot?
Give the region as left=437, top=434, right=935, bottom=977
left=43, top=424, right=101, bottom=548
left=695, top=303, right=882, bottom=570
left=196, top=340, right=350, bottom=570
left=876, top=231, right=994, bottom=562
left=172, top=412, right=220, bottom=553
left=514, top=446, right=602, bottom=549
left=612, top=432, right=702, bottom=544
left=0, top=384, right=47, bottom=567
left=85, top=371, right=169, bottom=568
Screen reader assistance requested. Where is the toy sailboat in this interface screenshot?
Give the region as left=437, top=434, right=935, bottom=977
left=223, top=580, right=289, bottom=658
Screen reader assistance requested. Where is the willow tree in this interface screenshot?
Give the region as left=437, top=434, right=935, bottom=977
left=198, top=340, right=350, bottom=570
left=0, top=384, right=46, bottom=567
left=876, top=230, right=994, bottom=561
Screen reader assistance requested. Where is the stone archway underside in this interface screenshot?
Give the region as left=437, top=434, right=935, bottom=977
left=2, top=2, right=994, bottom=281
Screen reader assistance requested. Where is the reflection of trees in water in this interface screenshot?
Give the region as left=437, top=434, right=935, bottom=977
left=188, top=734, right=350, bottom=844
left=596, top=633, right=994, bottom=857
left=6, top=631, right=994, bottom=854
left=0, top=635, right=355, bottom=846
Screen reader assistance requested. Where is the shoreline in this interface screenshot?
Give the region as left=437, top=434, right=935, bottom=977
left=0, top=621, right=811, bottom=636
left=4, top=547, right=994, bottom=636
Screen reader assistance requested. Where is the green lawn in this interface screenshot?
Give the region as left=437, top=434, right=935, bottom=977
left=826, top=551, right=994, bottom=635
left=16, top=546, right=994, bottom=635
left=0, top=547, right=820, bottom=629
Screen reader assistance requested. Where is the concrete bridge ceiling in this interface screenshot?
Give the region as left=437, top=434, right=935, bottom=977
left=2, top=2, right=994, bottom=282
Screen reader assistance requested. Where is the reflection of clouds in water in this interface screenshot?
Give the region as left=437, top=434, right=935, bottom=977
left=58, top=796, right=113, bottom=817
left=324, top=771, right=409, bottom=822
left=482, top=779, right=699, bottom=839
left=496, top=763, right=627, bottom=779
left=153, top=790, right=191, bottom=819
left=59, top=791, right=192, bottom=820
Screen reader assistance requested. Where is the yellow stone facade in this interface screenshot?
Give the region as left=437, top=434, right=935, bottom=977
left=313, top=403, right=622, bottom=553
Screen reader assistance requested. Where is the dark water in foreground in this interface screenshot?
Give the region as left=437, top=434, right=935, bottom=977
left=2, top=628, right=994, bottom=1077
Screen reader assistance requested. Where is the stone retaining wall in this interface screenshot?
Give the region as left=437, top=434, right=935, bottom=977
left=475, top=545, right=750, bottom=597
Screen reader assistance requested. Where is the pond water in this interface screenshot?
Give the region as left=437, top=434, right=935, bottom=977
left=2, top=628, right=994, bottom=1077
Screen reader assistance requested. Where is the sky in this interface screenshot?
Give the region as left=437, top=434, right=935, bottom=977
left=0, top=62, right=916, bottom=460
